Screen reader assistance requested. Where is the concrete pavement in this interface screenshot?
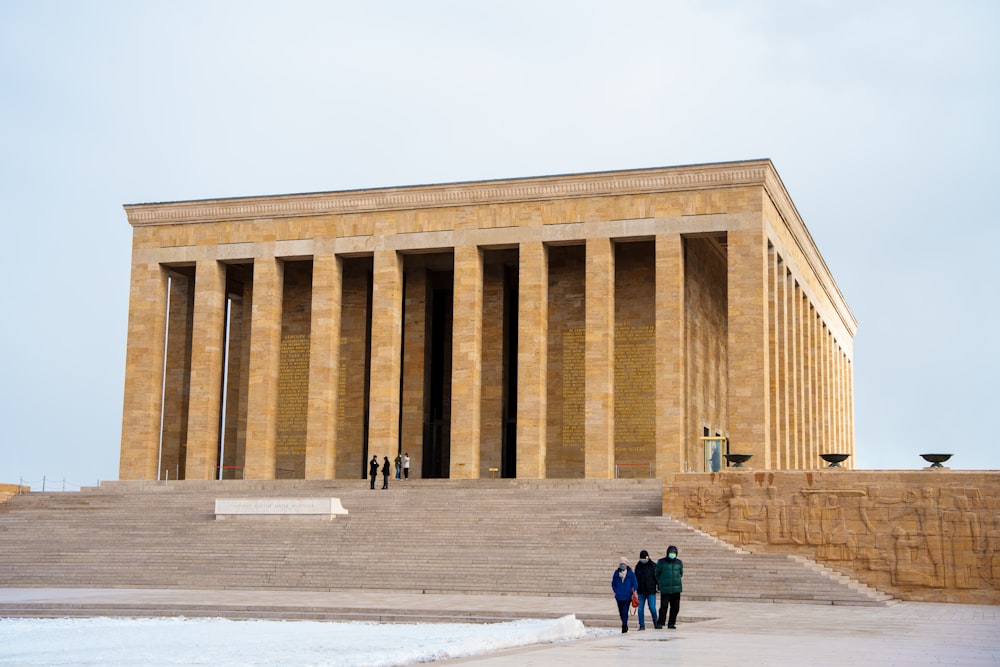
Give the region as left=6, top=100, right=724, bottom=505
left=0, top=588, right=997, bottom=665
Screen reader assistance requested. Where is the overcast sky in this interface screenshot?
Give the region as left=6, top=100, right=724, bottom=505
left=1, top=1, right=997, bottom=487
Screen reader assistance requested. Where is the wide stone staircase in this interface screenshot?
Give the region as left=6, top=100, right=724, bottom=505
left=0, top=479, right=893, bottom=613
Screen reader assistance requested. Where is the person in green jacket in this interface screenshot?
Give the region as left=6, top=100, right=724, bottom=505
left=654, top=545, right=683, bottom=629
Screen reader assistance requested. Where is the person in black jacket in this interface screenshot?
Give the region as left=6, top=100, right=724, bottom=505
left=654, top=545, right=683, bottom=629
left=381, top=456, right=391, bottom=489
left=369, top=455, right=379, bottom=490
left=633, top=549, right=658, bottom=630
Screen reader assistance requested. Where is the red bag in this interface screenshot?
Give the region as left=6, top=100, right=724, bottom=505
left=631, top=591, right=639, bottom=608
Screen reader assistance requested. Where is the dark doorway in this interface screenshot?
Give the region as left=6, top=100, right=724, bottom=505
left=422, top=271, right=453, bottom=478
left=500, top=262, right=518, bottom=477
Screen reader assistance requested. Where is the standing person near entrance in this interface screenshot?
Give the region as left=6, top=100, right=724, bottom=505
left=394, top=454, right=402, bottom=479
left=633, top=549, right=658, bottom=630
left=611, top=556, right=637, bottom=634
left=369, top=455, right=379, bottom=490
left=402, top=453, right=410, bottom=480
left=381, top=456, right=391, bottom=490
left=654, top=545, right=683, bottom=629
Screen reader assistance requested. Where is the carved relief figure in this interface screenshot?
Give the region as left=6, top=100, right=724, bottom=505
left=805, top=493, right=824, bottom=546
left=983, top=514, right=1000, bottom=588
left=786, top=493, right=806, bottom=545
left=857, top=487, right=890, bottom=572
left=685, top=486, right=724, bottom=518
left=891, top=526, right=934, bottom=587
left=942, top=495, right=982, bottom=589
left=817, top=495, right=855, bottom=561
left=859, top=487, right=880, bottom=546
left=727, top=484, right=763, bottom=545
left=764, top=486, right=790, bottom=544
left=893, top=486, right=944, bottom=586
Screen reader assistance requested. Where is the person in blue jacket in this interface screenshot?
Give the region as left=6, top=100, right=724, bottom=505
left=611, top=556, right=638, bottom=633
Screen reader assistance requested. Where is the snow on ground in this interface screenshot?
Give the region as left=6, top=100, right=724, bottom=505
left=0, top=614, right=606, bottom=666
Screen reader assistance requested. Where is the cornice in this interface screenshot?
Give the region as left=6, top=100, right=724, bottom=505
left=124, top=160, right=774, bottom=227
left=123, top=158, right=856, bottom=335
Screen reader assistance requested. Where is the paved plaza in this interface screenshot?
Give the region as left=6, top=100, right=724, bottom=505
left=0, top=588, right=996, bottom=665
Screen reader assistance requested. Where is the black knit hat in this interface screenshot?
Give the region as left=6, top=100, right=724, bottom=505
left=640, top=550, right=649, bottom=558
left=667, top=545, right=678, bottom=554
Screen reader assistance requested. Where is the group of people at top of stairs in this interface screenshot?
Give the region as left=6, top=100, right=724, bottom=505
left=611, top=545, right=683, bottom=634
left=369, top=453, right=410, bottom=489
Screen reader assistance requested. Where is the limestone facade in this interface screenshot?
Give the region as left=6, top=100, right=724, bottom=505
left=120, top=160, right=856, bottom=481
left=0, top=484, right=28, bottom=504
left=663, top=470, right=1000, bottom=604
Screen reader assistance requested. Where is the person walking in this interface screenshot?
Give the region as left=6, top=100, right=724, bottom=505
left=381, top=456, right=391, bottom=489
left=654, top=545, right=683, bottom=629
left=369, top=455, right=379, bottom=490
left=402, top=453, right=410, bottom=480
left=610, top=556, right=637, bottom=634
left=633, top=549, right=658, bottom=630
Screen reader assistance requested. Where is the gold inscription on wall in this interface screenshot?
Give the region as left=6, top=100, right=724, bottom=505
left=276, top=333, right=310, bottom=468
left=336, top=336, right=348, bottom=427
left=614, top=322, right=655, bottom=463
left=562, top=328, right=585, bottom=450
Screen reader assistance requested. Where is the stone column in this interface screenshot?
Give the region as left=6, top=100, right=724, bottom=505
left=400, top=269, right=427, bottom=475
left=822, top=326, right=833, bottom=458
left=305, top=254, right=342, bottom=479
left=727, top=227, right=770, bottom=467
left=450, top=246, right=483, bottom=479
left=834, top=346, right=845, bottom=457
left=244, top=257, right=284, bottom=479
left=516, top=241, right=548, bottom=478
left=450, top=245, right=483, bottom=478
left=119, top=262, right=168, bottom=480
left=816, top=321, right=825, bottom=460
left=804, top=303, right=816, bottom=467
left=776, top=261, right=791, bottom=470
left=788, top=280, right=801, bottom=469
left=768, top=247, right=783, bottom=469
left=816, top=320, right=825, bottom=460
left=585, top=238, right=615, bottom=479
left=841, top=351, right=851, bottom=456
left=185, top=259, right=227, bottom=480
left=846, top=359, right=855, bottom=459
left=812, top=309, right=822, bottom=466
left=655, top=234, right=685, bottom=477
left=792, top=288, right=816, bottom=470
left=368, top=249, right=403, bottom=462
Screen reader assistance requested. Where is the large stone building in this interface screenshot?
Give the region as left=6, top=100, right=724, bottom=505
left=120, top=159, right=856, bottom=482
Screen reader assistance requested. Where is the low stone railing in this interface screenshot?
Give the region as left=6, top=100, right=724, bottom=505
left=663, top=469, right=1000, bottom=605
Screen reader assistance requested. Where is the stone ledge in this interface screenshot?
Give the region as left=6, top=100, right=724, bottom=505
left=214, top=497, right=348, bottom=520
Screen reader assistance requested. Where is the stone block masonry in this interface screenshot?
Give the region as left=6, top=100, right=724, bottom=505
left=120, top=160, right=856, bottom=482
left=663, top=469, right=1000, bottom=604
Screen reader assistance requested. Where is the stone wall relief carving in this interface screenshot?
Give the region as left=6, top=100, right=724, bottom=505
left=681, top=482, right=997, bottom=592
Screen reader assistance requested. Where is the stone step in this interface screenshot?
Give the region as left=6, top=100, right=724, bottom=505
left=0, top=480, right=894, bottom=606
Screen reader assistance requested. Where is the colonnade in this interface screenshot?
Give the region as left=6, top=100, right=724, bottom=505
left=767, top=245, right=855, bottom=470
left=120, top=233, right=853, bottom=481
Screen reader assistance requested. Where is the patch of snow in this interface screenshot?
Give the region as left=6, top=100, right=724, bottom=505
left=0, top=614, right=608, bottom=666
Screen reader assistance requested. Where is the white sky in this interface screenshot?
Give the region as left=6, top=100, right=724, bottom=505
left=1, top=0, right=998, bottom=486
